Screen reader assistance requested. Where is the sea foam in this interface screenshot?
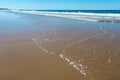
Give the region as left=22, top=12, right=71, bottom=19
left=11, top=10, right=120, bottom=23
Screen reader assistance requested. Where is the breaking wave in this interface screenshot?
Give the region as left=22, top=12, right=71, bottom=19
left=11, top=10, right=120, bottom=23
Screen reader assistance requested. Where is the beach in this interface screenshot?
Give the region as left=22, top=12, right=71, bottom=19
left=0, top=11, right=120, bottom=80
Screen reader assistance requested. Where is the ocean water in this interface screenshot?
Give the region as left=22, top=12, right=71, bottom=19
left=12, top=10, right=120, bottom=23
left=38, top=10, right=120, bottom=14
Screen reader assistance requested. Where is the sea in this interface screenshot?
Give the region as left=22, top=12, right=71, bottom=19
left=38, top=10, right=120, bottom=14
left=12, top=10, right=120, bottom=23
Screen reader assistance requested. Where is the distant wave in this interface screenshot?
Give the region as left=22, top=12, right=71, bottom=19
left=11, top=10, right=120, bottom=23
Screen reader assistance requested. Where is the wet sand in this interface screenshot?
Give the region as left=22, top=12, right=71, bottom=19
left=0, top=11, right=120, bottom=80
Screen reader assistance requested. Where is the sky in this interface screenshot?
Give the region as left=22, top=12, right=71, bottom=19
left=0, top=0, right=120, bottom=10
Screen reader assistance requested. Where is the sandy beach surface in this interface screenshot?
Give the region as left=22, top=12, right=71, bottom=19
left=0, top=11, right=120, bottom=80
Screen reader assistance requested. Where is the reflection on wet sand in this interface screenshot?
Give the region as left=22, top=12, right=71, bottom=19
left=32, top=21, right=120, bottom=80
left=0, top=11, right=120, bottom=80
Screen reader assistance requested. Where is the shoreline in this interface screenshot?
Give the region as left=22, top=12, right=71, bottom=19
left=10, top=10, right=120, bottom=23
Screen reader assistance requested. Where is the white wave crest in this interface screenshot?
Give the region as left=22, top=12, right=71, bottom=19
left=11, top=10, right=120, bottom=23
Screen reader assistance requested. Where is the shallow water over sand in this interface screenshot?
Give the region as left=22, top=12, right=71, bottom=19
left=0, top=11, right=120, bottom=80
left=32, top=22, right=120, bottom=80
